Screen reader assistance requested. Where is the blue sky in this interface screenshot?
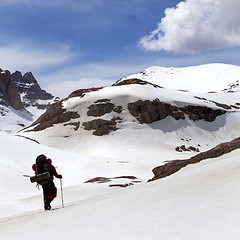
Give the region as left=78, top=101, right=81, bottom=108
left=0, top=0, right=240, bottom=97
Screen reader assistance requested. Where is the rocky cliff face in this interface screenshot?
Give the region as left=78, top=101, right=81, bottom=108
left=0, top=70, right=24, bottom=110
left=12, top=71, right=54, bottom=109
left=0, top=68, right=56, bottom=133
left=0, top=69, right=54, bottom=110
left=128, top=99, right=226, bottom=123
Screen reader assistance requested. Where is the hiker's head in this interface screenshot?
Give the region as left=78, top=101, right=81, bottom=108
left=46, top=158, right=52, bottom=164
left=39, top=154, right=46, bottom=159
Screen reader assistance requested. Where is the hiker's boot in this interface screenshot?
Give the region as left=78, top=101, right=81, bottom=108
left=44, top=199, right=51, bottom=210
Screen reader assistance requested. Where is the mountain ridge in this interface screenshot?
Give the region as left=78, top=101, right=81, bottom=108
left=120, top=63, right=240, bottom=93
left=18, top=74, right=240, bottom=160
left=0, top=68, right=57, bottom=133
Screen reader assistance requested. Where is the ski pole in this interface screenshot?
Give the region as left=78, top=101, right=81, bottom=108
left=60, top=178, right=64, bottom=208
left=23, top=174, right=31, bottom=177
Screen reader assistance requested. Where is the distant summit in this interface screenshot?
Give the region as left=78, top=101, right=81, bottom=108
left=12, top=71, right=54, bottom=109
left=0, top=68, right=57, bottom=133
left=0, top=70, right=24, bottom=110
left=120, top=63, right=240, bottom=93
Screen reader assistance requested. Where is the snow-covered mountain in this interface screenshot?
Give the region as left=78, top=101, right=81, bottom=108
left=0, top=69, right=58, bottom=133
left=120, top=63, right=240, bottom=93
left=18, top=76, right=240, bottom=161
left=1, top=63, right=240, bottom=239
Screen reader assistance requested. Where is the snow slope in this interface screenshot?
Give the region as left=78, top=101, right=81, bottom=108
left=18, top=78, right=240, bottom=162
left=1, top=63, right=240, bottom=239
left=0, top=99, right=55, bottom=134
left=0, top=132, right=157, bottom=219
left=0, top=131, right=240, bottom=239
left=121, top=63, right=240, bottom=93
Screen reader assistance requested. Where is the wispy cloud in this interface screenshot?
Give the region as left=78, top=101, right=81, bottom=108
left=41, top=62, right=145, bottom=98
left=139, top=0, right=240, bottom=54
left=0, top=0, right=154, bottom=17
left=0, top=43, right=73, bottom=72
left=45, top=78, right=113, bottom=99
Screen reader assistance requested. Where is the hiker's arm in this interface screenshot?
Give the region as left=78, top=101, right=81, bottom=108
left=32, top=164, right=36, bottom=173
left=51, top=165, right=62, bottom=179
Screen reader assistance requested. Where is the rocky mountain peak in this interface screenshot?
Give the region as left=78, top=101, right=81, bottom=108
left=12, top=70, right=54, bottom=109
left=11, top=71, right=22, bottom=82
left=0, top=70, right=24, bottom=110
left=0, top=68, right=57, bottom=133
left=22, top=71, right=37, bottom=84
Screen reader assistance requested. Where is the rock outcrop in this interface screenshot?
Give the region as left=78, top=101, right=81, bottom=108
left=0, top=70, right=24, bottom=110
left=114, top=78, right=162, bottom=89
left=83, top=117, right=122, bottom=136
left=222, top=80, right=239, bottom=93
left=26, top=100, right=80, bottom=132
left=12, top=71, right=54, bottom=109
left=0, top=69, right=55, bottom=111
left=0, top=68, right=58, bottom=133
left=149, top=137, right=240, bottom=182
left=87, top=100, right=123, bottom=117
left=128, top=99, right=226, bottom=124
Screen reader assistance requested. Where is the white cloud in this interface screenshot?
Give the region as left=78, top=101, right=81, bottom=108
left=0, top=43, right=72, bottom=72
left=139, top=0, right=240, bottom=53
left=45, top=78, right=114, bottom=99
left=41, top=63, right=145, bottom=98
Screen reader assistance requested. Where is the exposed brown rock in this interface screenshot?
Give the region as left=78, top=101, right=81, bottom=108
left=114, top=78, right=163, bottom=88
left=87, top=102, right=123, bottom=117
left=128, top=99, right=226, bottom=124
left=82, top=117, right=122, bottom=136
left=175, top=145, right=199, bottom=152
left=149, top=137, right=240, bottom=182
left=68, top=87, right=103, bottom=98
left=182, top=105, right=225, bottom=122
left=194, top=96, right=235, bottom=110
left=85, top=176, right=138, bottom=184
left=109, top=183, right=133, bottom=188
left=94, top=99, right=110, bottom=103
left=87, top=102, right=115, bottom=117
left=188, top=146, right=200, bottom=152
left=113, top=176, right=137, bottom=180
left=113, top=105, right=123, bottom=113
left=27, top=100, right=80, bottom=131
left=13, top=71, right=53, bottom=101
left=210, top=101, right=231, bottom=110
left=0, top=70, right=24, bottom=110
left=63, top=122, right=80, bottom=131
left=85, top=177, right=111, bottom=183
left=128, top=99, right=183, bottom=124
left=177, top=89, right=189, bottom=92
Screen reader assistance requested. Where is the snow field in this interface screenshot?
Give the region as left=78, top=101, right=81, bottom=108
left=1, top=143, right=240, bottom=240
left=123, top=63, right=240, bottom=93
left=1, top=63, right=240, bottom=239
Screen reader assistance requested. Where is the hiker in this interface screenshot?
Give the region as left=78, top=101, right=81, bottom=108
left=32, top=154, right=62, bottom=210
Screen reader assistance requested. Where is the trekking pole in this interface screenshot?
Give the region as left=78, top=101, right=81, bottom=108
left=60, top=178, right=64, bottom=208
